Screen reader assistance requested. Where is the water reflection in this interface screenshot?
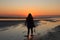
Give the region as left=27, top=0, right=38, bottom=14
left=0, top=18, right=60, bottom=40
left=0, top=21, right=19, bottom=31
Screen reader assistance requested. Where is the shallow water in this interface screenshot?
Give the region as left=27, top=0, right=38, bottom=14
left=0, top=18, right=60, bottom=40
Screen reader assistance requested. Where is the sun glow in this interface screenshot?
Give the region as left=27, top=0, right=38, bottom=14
left=0, top=0, right=60, bottom=17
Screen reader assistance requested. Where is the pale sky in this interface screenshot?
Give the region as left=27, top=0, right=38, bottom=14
left=0, top=0, right=60, bottom=17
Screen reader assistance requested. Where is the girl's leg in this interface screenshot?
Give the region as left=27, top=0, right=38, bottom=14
left=27, top=28, right=30, bottom=36
left=31, top=27, right=33, bottom=36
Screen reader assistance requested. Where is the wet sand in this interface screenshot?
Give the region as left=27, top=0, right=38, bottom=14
left=0, top=18, right=60, bottom=40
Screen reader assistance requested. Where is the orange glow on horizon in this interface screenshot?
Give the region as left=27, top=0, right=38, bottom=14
left=0, top=0, right=60, bottom=17
left=0, top=8, right=60, bottom=17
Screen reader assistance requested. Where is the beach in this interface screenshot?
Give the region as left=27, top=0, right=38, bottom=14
left=0, top=18, right=60, bottom=40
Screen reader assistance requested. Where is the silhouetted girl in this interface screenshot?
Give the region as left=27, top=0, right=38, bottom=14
left=25, top=13, right=35, bottom=36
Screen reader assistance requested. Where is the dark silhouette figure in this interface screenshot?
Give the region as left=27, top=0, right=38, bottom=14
left=25, top=13, right=35, bottom=37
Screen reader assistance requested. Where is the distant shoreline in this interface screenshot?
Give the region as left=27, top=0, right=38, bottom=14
left=0, top=19, right=40, bottom=21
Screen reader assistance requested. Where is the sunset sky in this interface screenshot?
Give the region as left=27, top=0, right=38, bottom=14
left=0, top=0, right=60, bottom=17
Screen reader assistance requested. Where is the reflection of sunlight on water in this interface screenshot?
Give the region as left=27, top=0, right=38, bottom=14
left=0, top=23, right=27, bottom=40
left=0, top=18, right=60, bottom=40
left=36, top=20, right=60, bottom=36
